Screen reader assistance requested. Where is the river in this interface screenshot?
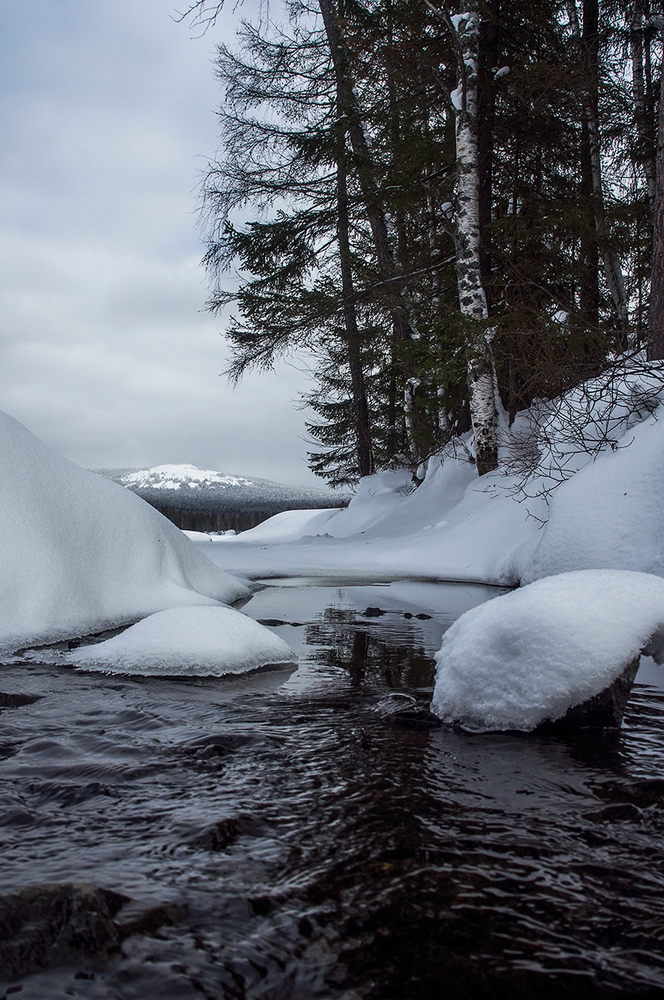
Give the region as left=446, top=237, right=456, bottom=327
left=1, top=580, right=664, bottom=998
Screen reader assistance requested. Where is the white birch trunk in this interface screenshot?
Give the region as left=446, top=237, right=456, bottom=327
left=451, top=3, right=499, bottom=476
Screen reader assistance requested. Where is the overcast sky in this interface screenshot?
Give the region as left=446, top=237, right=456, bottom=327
left=0, top=0, right=323, bottom=487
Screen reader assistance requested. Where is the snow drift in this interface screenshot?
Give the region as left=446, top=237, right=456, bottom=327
left=0, top=411, right=250, bottom=653
left=68, top=606, right=297, bottom=677
left=203, top=365, right=664, bottom=589
left=522, top=412, right=664, bottom=581
left=431, top=570, right=664, bottom=732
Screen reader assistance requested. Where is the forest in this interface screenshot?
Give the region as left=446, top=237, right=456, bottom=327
left=183, top=0, right=664, bottom=487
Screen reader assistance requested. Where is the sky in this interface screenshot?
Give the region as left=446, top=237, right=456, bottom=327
left=0, top=0, right=323, bottom=487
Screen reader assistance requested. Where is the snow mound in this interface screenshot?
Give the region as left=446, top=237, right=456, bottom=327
left=0, top=411, right=249, bottom=652
left=68, top=606, right=297, bottom=676
left=431, top=570, right=664, bottom=732
left=121, top=465, right=253, bottom=490
left=523, top=412, right=664, bottom=582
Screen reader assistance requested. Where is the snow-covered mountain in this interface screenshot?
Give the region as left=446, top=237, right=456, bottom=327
left=120, top=465, right=254, bottom=491
left=94, top=464, right=347, bottom=532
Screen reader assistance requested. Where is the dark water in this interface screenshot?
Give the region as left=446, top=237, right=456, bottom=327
left=2, top=581, right=664, bottom=998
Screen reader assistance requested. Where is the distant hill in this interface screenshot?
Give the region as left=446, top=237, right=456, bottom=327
left=93, top=464, right=348, bottom=532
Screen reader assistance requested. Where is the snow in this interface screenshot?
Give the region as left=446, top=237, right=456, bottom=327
left=431, top=570, right=664, bottom=732
left=451, top=13, right=471, bottom=30
left=121, top=465, right=253, bottom=490
left=191, top=456, right=544, bottom=585
left=192, top=363, right=664, bottom=594
left=68, top=606, right=296, bottom=677
left=0, top=411, right=249, bottom=653
left=522, top=412, right=664, bottom=582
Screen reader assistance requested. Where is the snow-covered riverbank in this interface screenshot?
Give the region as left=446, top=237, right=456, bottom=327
left=188, top=394, right=664, bottom=588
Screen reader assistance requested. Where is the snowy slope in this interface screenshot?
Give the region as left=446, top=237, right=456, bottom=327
left=192, top=375, right=664, bottom=587
left=192, top=459, right=545, bottom=585
left=0, top=411, right=249, bottom=653
left=522, top=411, right=664, bottom=581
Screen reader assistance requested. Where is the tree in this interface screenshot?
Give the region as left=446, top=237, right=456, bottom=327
left=186, top=0, right=661, bottom=486
left=648, top=16, right=664, bottom=359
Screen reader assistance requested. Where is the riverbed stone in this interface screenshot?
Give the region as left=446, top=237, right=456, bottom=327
left=0, top=882, right=129, bottom=979
left=376, top=693, right=442, bottom=731
left=0, top=692, right=41, bottom=709
left=537, top=656, right=640, bottom=732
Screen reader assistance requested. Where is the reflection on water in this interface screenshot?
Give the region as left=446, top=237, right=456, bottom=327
left=1, top=581, right=664, bottom=998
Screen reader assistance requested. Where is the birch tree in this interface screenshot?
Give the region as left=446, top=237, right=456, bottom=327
left=449, top=2, right=499, bottom=476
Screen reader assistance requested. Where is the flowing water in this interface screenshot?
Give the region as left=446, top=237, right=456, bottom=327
left=2, top=580, right=664, bottom=998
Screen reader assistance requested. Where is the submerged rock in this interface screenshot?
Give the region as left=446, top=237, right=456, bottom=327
left=537, top=657, right=640, bottom=732
left=0, top=882, right=129, bottom=979
left=376, top=694, right=442, bottom=731
left=0, top=692, right=41, bottom=709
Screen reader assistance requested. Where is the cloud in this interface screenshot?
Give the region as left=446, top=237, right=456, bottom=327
left=0, top=0, right=321, bottom=487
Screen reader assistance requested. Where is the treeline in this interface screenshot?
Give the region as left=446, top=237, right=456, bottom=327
left=184, top=0, right=664, bottom=486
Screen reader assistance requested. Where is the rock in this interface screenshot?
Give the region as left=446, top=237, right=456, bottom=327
left=593, top=776, right=664, bottom=809
left=363, top=607, right=385, bottom=617
left=116, top=903, right=180, bottom=940
left=0, top=882, right=129, bottom=979
left=537, top=656, right=640, bottom=732
left=187, top=733, right=265, bottom=760
left=0, top=692, right=41, bottom=709
left=375, top=694, right=442, bottom=731
left=188, top=814, right=263, bottom=852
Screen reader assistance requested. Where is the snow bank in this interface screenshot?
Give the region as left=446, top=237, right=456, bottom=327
left=205, top=458, right=543, bottom=585
left=68, top=606, right=296, bottom=677
left=523, top=412, right=664, bottom=582
left=206, top=366, right=664, bottom=589
left=432, top=570, right=664, bottom=732
left=0, top=411, right=249, bottom=652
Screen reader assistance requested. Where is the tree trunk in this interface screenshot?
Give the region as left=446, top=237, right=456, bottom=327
left=569, top=0, right=630, bottom=349
left=647, top=20, right=664, bottom=359
left=477, top=0, right=499, bottom=296
left=337, top=132, right=374, bottom=477
left=631, top=2, right=656, bottom=211
left=317, top=0, right=422, bottom=469
left=451, top=2, right=499, bottom=476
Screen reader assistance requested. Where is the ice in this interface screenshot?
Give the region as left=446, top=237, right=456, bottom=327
left=431, top=570, right=664, bottom=732
left=0, top=411, right=249, bottom=653
left=67, top=606, right=296, bottom=677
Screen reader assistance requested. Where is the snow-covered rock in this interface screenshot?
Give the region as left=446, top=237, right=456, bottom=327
left=431, top=570, right=664, bottom=732
left=0, top=411, right=249, bottom=653
left=68, top=606, right=296, bottom=676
